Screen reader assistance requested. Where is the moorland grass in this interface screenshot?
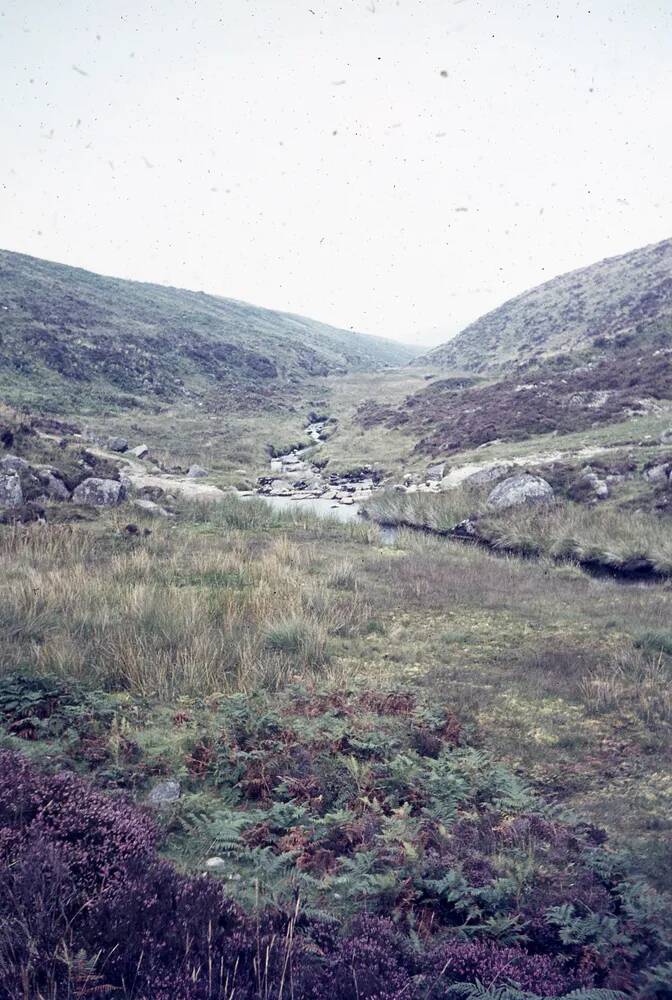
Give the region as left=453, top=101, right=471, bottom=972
left=366, top=488, right=672, bottom=575
left=2, top=497, right=672, bottom=889
left=0, top=513, right=370, bottom=698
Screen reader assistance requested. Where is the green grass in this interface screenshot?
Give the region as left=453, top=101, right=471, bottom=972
left=445, top=410, right=672, bottom=468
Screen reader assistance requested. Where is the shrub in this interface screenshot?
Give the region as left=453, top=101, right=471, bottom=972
left=0, top=726, right=670, bottom=999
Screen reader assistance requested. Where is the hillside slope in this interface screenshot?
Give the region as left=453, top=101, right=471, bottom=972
left=420, top=237, right=672, bottom=373
left=0, top=250, right=417, bottom=413
left=361, top=341, right=672, bottom=455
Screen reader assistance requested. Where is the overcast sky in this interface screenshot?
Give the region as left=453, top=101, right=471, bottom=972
left=1, top=1, right=671, bottom=345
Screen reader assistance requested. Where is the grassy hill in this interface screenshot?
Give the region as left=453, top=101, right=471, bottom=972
left=0, top=249, right=418, bottom=414
left=419, top=236, right=672, bottom=373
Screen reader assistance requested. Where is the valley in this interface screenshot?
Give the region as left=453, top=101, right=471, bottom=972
left=1, top=244, right=672, bottom=999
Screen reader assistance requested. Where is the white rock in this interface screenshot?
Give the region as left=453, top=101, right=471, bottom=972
left=269, top=479, right=292, bottom=496
left=643, top=464, right=670, bottom=483
left=205, top=856, right=228, bottom=871
left=487, top=474, right=554, bottom=511
left=133, top=498, right=170, bottom=517
left=0, top=473, right=23, bottom=509
left=130, top=444, right=149, bottom=459
left=147, top=779, right=180, bottom=805
left=72, top=478, right=123, bottom=507
left=462, top=463, right=513, bottom=487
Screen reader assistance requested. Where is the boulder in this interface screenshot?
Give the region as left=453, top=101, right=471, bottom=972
left=426, top=462, right=446, bottom=481
left=0, top=455, right=30, bottom=474
left=269, top=479, right=292, bottom=496
left=643, top=463, right=670, bottom=483
left=0, top=473, right=23, bottom=509
left=107, top=436, right=128, bottom=453
left=487, top=474, right=554, bottom=511
left=462, top=463, right=512, bottom=487
left=269, top=459, right=283, bottom=473
left=133, top=498, right=170, bottom=517
left=147, top=779, right=180, bottom=806
left=187, top=464, right=208, bottom=478
left=130, top=443, right=149, bottom=459
left=659, top=429, right=672, bottom=445
left=72, top=477, right=123, bottom=506
left=37, top=469, right=71, bottom=502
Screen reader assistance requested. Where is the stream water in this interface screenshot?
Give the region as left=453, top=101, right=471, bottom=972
left=249, top=493, right=364, bottom=523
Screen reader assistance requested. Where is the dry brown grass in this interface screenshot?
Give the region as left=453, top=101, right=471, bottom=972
left=0, top=522, right=370, bottom=698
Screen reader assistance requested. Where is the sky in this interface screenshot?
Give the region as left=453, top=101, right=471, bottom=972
left=1, top=1, right=671, bottom=346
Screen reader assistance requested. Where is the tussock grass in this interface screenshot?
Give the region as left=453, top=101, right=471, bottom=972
left=367, top=489, right=672, bottom=576
left=366, top=487, right=480, bottom=531
left=482, top=504, right=672, bottom=574
left=635, top=628, right=672, bottom=657
left=0, top=523, right=369, bottom=698
left=326, top=560, right=359, bottom=590
left=580, top=648, right=672, bottom=728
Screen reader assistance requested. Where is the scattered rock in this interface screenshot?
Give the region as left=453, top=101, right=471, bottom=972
left=269, top=479, right=292, bottom=496
left=147, top=780, right=181, bottom=806
left=133, top=498, right=170, bottom=517
left=187, top=464, right=208, bottom=478
left=487, top=474, right=554, bottom=510
left=72, top=478, right=123, bottom=506
left=37, top=469, right=71, bottom=502
left=461, top=463, right=512, bottom=487
left=578, top=471, right=609, bottom=500
left=130, top=443, right=149, bottom=459
left=426, top=462, right=446, bottom=481
left=450, top=518, right=479, bottom=538
left=0, top=473, right=23, bottom=509
left=107, top=436, right=129, bottom=453
left=139, top=485, right=166, bottom=502
left=204, top=857, right=228, bottom=872
left=643, top=463, right=670, bottom=484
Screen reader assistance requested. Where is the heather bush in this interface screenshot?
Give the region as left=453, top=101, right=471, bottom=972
left=1, top=702, right=671, bottom=999
left=422, top=939, right=575, bottom=996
